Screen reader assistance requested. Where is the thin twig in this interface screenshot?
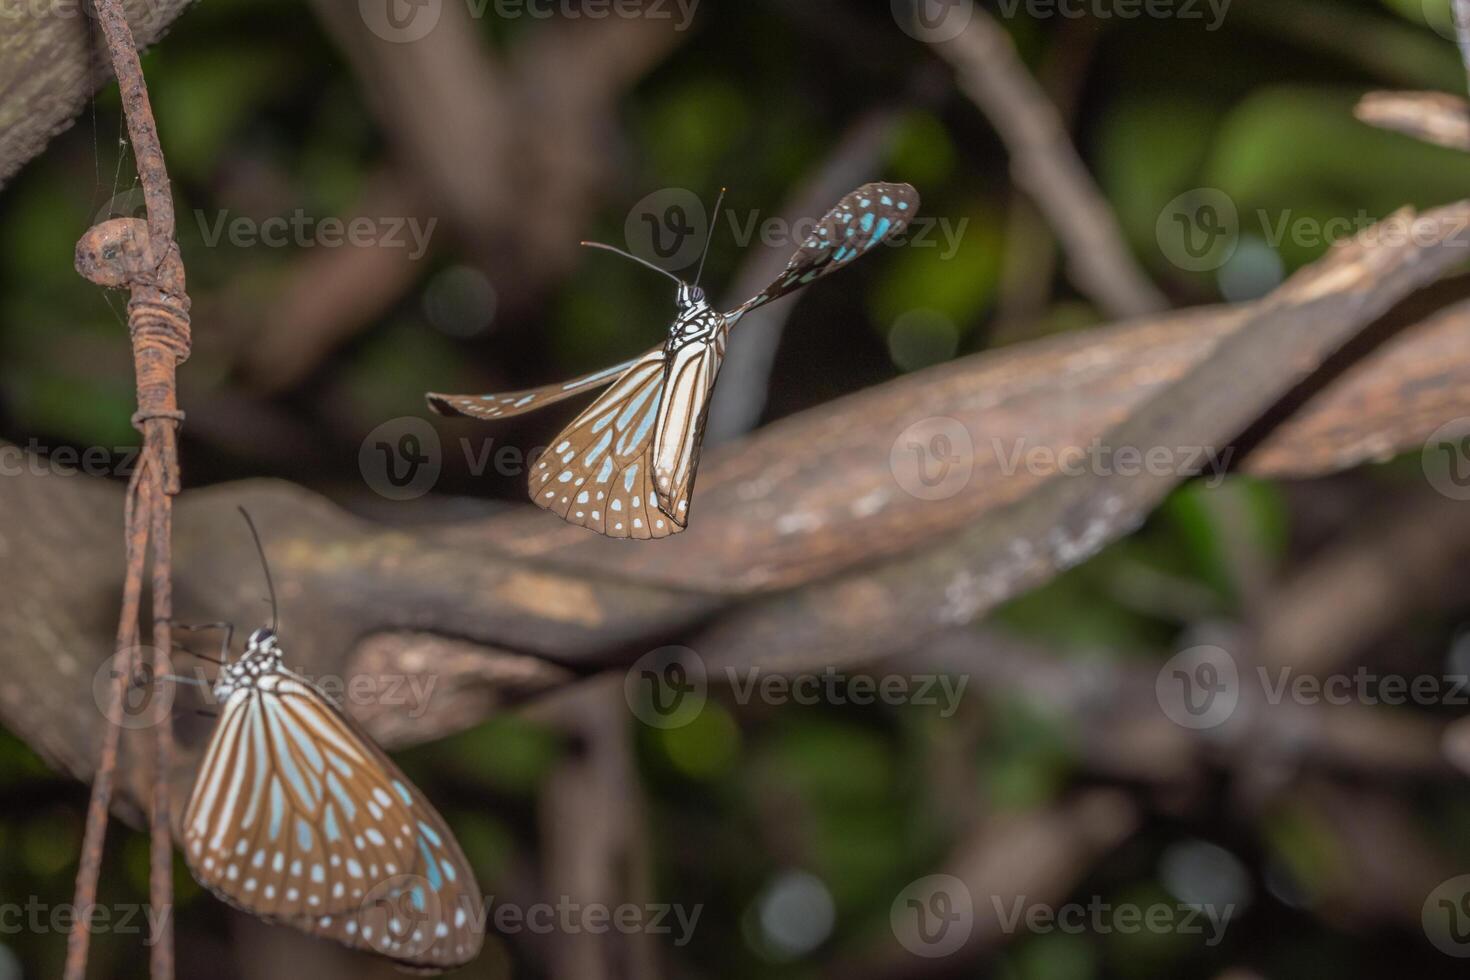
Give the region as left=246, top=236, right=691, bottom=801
left=64, top=471, right=150, bottom=979
left=1456, top=0, right=1470, bottom=98
left=1355, top=90, right=1470, bottom=152
left=932, top=1, right=1168, bottom=319
left=64, top=2, right=191, bottom=978
left=148, top=488, right=177, bottom=978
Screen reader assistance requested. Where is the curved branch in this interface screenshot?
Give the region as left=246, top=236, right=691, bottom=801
left=0, top=0, right=196, bottom=188
left=3, top=204, right=1470, bottom=832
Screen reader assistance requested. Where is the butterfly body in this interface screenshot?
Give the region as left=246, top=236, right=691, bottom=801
left=664, top=284, right=728, bottom=351
left=183, top=626, right=483, bottom=971
left=208, top=627, right=283, bottom=700
left=428, top=181, right=920, bottom=539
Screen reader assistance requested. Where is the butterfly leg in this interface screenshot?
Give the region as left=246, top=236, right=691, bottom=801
left=169, top=621, right=236, bottom=666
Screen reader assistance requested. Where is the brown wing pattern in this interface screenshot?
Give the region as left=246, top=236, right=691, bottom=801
left=732, top=182, right=919, bottom=316
left=529, top=347, right=683, bottom=539
left=426, top=346, right=658, bottom=421
left=183, top=672, right=484, bottom=970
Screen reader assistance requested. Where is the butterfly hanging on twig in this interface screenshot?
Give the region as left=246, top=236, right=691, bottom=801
left=177, top=510, right=483, bottom=971
left=427, top=181, right=920, bottom=539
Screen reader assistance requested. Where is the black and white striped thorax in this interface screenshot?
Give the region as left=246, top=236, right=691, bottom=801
left=212, top=627, right=285, bottom=701
left=666, top=285, right=729, bottom=353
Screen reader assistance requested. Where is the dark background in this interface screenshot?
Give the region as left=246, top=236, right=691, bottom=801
left=2, top=0, right=1470, bottom=977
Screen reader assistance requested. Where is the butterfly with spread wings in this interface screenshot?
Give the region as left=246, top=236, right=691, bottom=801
left=427, top=182, right=919, bottom=539
left=180, top=512, right=483, bottom=971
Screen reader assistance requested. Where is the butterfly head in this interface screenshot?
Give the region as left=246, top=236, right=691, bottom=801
left=213, top=627, right=284, bottom=700
left=676, top=282, right=708, bottom=311
left=247, top=627, right=279, bottom=653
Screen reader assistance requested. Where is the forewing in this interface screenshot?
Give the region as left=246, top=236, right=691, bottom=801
left=651, top=339, right=724, bottom=527
left=184, top=674, right=422, bottom=919
left=531, top=348, right=682, bottom=539
left=733, top=182, right=919, bottom=315
left=184, top=673, right=483, bottom=970
left=280, top=700, right=484, bottom=970
left=426, top=347, right=658, bottom=421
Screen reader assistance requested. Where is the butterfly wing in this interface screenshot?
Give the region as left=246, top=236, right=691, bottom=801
left=530, top=347, right=682, bottom=539
left=426, top=346, right=659, bottom=421
left=184, top=671, right=483, bottom=969
left=650, top=335, right=725, bottom=527
left=731, top=182, right=919, bottom=316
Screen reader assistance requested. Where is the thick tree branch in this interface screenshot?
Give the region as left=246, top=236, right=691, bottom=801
left=0, top=0, right=195, bottom=188
left=3, top=204, right=1470, bottom=834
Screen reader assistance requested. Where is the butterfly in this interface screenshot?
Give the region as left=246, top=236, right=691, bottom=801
left=179, top=510, right=483, bottom=971
left=427, top=182, right=920, bottom=539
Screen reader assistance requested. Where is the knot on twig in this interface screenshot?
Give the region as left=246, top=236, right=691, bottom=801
left=128, top=298, right=193, bottom=364
left=75, top=217, right=157, bottom=288
left=131, top=409, right=187, bottom=430
left=75, top=217, right=193, bottom=364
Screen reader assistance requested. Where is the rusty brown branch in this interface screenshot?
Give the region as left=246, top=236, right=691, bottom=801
left=63, top=2, right=191, bottom=978
left=64, top=468, right=149, bottom=979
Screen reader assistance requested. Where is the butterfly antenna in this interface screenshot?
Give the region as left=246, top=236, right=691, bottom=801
left=580, top=241, right=684, bottom=286
left=237, top=507, right=278, bottom=632
left=694, top=186, right=726, bottom=289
